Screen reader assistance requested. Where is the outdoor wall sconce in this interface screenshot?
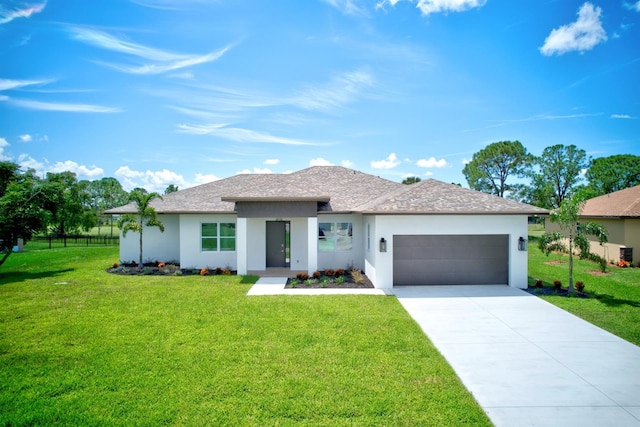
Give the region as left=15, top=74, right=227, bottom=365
left=518, top=237, right=528, bottom=251
left=379, top=237, right=387, bottom=253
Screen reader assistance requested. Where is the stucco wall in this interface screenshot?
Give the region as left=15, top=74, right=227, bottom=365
left=546, top=218, right=638, bottom=263
left=363, top=216, right=379, bottom=287
left=179, top=214, right=237, bottom=269
left=290, top=218, right=309, bottom=271
left=624, top=219, right=640, bottom=263
left=369, top=215, right=529, bottom=289
left=119, top=214, right=180, bottom=263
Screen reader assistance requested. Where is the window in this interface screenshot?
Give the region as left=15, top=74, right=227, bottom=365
left=318, top=222, right=352, bottom=252
left=201, top=223, right=236, bottom=252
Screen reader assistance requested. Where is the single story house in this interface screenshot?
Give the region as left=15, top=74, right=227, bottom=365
left=107, top=166, right=547, bottom=289
left=576, top=185, right=640, bottom=263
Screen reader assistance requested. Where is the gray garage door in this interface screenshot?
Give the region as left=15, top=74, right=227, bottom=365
left=393, top=234, right=509, bottom=286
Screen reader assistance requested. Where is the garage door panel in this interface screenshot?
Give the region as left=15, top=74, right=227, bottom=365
left=393, top=234, right=508, bottom=286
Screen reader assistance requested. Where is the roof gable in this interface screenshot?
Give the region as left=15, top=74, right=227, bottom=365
left=581, top=185, right=640, bottom=218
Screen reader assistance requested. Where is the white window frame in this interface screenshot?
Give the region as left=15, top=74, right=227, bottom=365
left=201, top=222, right=236, bottom=252
left=318, top=222, right=353, bottom=252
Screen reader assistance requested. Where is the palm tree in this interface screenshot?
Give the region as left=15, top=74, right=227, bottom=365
left=118, top=190, right=164, bottom=267
left=538, top=192, right=607, bottom=293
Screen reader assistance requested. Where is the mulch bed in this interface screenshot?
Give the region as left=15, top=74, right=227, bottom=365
left=106, top=263, right=236, bottom=276
left=284, top=271, right=374, bottom=289
left=524, top=286, right=590, bottom=298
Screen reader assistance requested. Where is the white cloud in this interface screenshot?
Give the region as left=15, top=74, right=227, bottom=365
left=104, top=47, right=231, bottom=75
left=264, top=158, right=280, bottom=165
left=376, top=0, right=486, bottom=15
left=177, top=123, right=322, bottom=146
left=309, top=157, right=334, bottom=166
left=49, top=160, right=104, bottom=179
left=415, top=0, right=486, bottom=15
left=371, top=153, right=401, bottom=169
left=238, top=167, right=272, bottom=174
left=115, top=166, right=190, bottom=192
left=5, top=97, right=121, bottom=113
left=69, top=26, right=232, bottom=75
left=462, top=158, right=471, bottom=165
left=194, top=173, right=219, bottom=185
left=0, top=1, right=46, bottom=25
left=417, top=156, right=448, bottom=168
left=0, top=137, right=10, bottom=161
left=293, top=70, right=375, bottom=112
left=321, top=0, right=368, bottom=16
left=375, top=0, right=400, bottom=11
left=540, top=2, right=607, bottom=56
left=19, top=134, right=32, bottom=142
left=611, top=114, right=635, bottom=119
left=14, top=155, right=103, bottom=180
left=0, top=78, right=51, bottom=91
left=17, top=153, right=43, bottom=171
left=130, top=0, right=212, bottom=10
left=625, top=1, right=640, bottom=12
left=341, top=160, right=354, bottom=168
left=423, top=171, right=433, bottom=176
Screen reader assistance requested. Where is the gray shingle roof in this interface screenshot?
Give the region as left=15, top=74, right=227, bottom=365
left=356, top=179, right=548, bottom=214
left=106, top=166, right=548, bottom=215
left=580, top=185, right=640, bottom=218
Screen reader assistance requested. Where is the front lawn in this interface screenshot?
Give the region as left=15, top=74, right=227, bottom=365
left=0, top=247, right=490, bottom=426
left=528, top=237, right=640, bottom=346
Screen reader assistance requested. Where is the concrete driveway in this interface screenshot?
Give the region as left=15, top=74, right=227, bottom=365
left=393, top=285, right=640, bottom=427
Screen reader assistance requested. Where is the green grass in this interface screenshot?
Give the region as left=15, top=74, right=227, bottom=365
left=528, top=236, right=640, bottom=346
left=0, top=247, right=490, bottom=426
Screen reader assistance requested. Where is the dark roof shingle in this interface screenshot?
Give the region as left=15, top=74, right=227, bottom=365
left=581, top=185, right=640, bottom=218
left=106, top=166, right=548, bottom=215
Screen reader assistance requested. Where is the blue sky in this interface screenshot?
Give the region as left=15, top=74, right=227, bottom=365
left=1, top=0, right=639, bottom=192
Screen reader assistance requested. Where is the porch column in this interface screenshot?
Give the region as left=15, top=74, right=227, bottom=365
left=307, top=217, right=318, bottom=274
left=237, top=217, right=247, bottom=275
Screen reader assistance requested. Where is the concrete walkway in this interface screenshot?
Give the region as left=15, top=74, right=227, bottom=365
left=247, top=277, right=389, bottom=296
left=393, top=285, right=640, bottom=427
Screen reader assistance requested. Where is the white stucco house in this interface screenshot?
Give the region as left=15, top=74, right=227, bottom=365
left=107, top=166, right=547, bottom=289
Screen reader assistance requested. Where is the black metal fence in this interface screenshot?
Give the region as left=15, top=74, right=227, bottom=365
left=34, top=235, right=119, bottom=249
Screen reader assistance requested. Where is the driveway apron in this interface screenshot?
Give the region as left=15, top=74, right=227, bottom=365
left=393, top=285, right=640, bottom=427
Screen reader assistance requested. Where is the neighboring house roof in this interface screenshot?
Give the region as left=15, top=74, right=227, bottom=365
left=106, top=166, right=548, bottom=215
left=580, top=185, right=640, bottom=218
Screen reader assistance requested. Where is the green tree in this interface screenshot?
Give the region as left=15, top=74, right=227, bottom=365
left=118, top=190, right=164, bottom=267
left=45, top=171, right=97, bottom=235
left=0, top=166, right=57, bottom=267
left=85, top=177, right=129, bottom=235
left=0, top=161, right=20, bottom=196
left=538, top=192, right=608, bottom=293
left=462, top=141, right=534, bottom=197
left=164, top=184, right=179, bottom=194
left=586, top=154, right=640, bottom=195
left=532, top=144, right=589, bottom=209
left=402, top=176, right=421, bottom=185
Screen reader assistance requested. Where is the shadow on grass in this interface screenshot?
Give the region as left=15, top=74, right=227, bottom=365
left=240, top=275, right=259, bottom=285
left=0, top=268, right=76, bottom=285
left=595, top=294, right=640, bottom=308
